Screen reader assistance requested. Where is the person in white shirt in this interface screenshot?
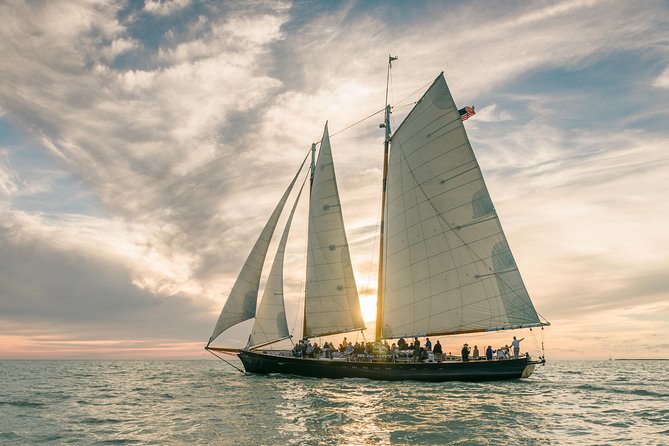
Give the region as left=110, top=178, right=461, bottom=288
left=511, top=336, right=524, bottom=359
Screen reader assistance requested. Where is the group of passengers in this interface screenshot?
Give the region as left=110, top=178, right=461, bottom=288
left=291, top=339, right=322, bottom=358
left=292, top=335, right=526, bottom=362
left=460, top=337, right=526, bottom=361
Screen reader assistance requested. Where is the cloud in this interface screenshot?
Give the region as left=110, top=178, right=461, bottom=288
left=0, top=150, right=19, bottom=198
left=0, top=213, right=213, bottom=343
left=0, top=0, right=668, bottom=359
left=471, top=104, right=513, bottom=122
left=653, top=66, right=669, bottom=89
left=144, top=0, right=191, bottom=16
left=100, top=37, right=139, bottom=62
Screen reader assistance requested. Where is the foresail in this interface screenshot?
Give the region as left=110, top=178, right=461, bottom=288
left=247, top=178, right=306, bottom=349
left=304, top=124, right=366, bottom=338
left=380, top=74, right=542, bottom=339
left=208, top=158, right=306, bottom=345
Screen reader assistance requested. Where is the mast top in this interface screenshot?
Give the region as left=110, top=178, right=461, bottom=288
left=384, top=55, right=398, bottom=110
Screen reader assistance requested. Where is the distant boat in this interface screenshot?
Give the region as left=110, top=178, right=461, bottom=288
left=206, top=57, right=550, bottom=381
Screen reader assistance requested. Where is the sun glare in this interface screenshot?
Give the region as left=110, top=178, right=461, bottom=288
left=359, top=295, right=378, bottom=323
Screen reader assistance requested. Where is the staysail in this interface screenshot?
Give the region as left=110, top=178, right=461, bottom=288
left=247, top=179, right=306, bottom=349
left=208, top=158, right=306, bottom=345
left=380, top=74, right=543, bottom=339
left=304, top=124, right=366, bottom=337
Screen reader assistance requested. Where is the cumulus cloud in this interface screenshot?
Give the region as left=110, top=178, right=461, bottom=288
left=0, top=0, right=668, bottom=359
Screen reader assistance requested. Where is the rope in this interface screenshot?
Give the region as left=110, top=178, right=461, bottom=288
left=325, top=77, right=434, bottom=141
left=207, top=348, right=245, bottom=373
left=314, top=77, right=432, bottom=144
left=329, top=107, right=386, bottom=139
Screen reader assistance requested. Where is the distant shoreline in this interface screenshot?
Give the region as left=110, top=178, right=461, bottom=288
left=614, top=358, right=669, bottom=361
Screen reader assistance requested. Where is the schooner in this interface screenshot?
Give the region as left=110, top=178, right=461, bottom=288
left=206, top=59, right=550, bottom=381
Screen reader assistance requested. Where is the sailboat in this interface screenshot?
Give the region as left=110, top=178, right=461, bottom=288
left=206, top=59, right=550, bottom=381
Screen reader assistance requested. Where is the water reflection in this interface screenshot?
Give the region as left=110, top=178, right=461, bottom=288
left=3, top=360, right=667, bottom=445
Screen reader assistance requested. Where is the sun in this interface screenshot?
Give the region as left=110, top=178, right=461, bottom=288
left=359, top=295, right=378, bottom=323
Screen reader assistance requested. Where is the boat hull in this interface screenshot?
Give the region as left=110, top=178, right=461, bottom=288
left=238, top=350, right=541, bottom=382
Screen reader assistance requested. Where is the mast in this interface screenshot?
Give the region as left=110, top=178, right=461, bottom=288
left=303, top=142, right=317, bottom=339
left=310, top=142, right=316, bottom=188
left=375, top=55, right=397, bottom=340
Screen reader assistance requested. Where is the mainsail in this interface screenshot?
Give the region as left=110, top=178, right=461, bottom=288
left=208, top=159, right=306, bottom=345
left=304, top=124, right=366, bottom=337
left=380, top=74, right=542, bottom=339
left=247, top=180, right=306, bottom=349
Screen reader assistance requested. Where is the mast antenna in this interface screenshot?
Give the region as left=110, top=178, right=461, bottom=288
left=376, top=55, right=396, bottom=341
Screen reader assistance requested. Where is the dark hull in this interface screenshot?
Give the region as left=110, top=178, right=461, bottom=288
left=238, top=350, right=541, bottom=382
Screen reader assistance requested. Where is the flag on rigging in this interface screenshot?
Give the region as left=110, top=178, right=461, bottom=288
left=458, top=106, right=476, bottom=121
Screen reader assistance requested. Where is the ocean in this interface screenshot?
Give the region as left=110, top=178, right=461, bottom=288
left=1, top=359, right=667, bottom=445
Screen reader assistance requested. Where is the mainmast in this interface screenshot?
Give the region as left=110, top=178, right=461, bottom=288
left=375, top=55, right=397, bottom=341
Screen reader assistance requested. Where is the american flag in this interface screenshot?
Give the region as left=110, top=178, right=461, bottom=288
left=458, top=105, right=476, bottom=121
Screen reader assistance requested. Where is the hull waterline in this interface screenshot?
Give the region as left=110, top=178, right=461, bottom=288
left=238, top=350, right=542, bottom=382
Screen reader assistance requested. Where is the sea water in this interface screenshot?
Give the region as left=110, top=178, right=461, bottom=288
left=1, top=359, right=667, bottom=445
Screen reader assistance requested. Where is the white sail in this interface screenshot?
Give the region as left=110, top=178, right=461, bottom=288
left=380, top=74, right=542, bottom=339
left=247, top=179, right=306, bottom=349
left=208, top=159, right=305, bottom=345
left=304, top=124, right=366, bottom=337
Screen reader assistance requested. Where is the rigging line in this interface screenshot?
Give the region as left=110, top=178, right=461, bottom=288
left=315, top=79, right=431, bottom=142
left=393, top=102, right=417, bottom=112
left=206, top=348, right=245, bottom=373
left=395, top=78, right=435, bottom=109
left=529, top=327, right=542, bottom=355
left=329, top=107, right=386, bottom=139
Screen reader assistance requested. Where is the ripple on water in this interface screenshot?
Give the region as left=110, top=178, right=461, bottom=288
left=0, top=360, right=667, bottom=445
left=0, top=401, right=45, bottom=408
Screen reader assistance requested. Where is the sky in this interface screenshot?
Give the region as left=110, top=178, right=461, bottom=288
left=1, top=0, right=668, bottom=360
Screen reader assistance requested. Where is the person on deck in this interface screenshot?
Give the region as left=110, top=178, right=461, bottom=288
left=398, top=337, right=407, bottom=350
left=412, top=343, right=421, bottom=362
left=511, top=336, right=525, bottom=359
left=473, top=345, right=479, bottom=360
left=486, top=345, right=494, bottom=361
left=425, top=338, right=432, bottom=351
left=461, top=344, right=470, bottom=362
left=433, top=340, right=443, bottom=362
